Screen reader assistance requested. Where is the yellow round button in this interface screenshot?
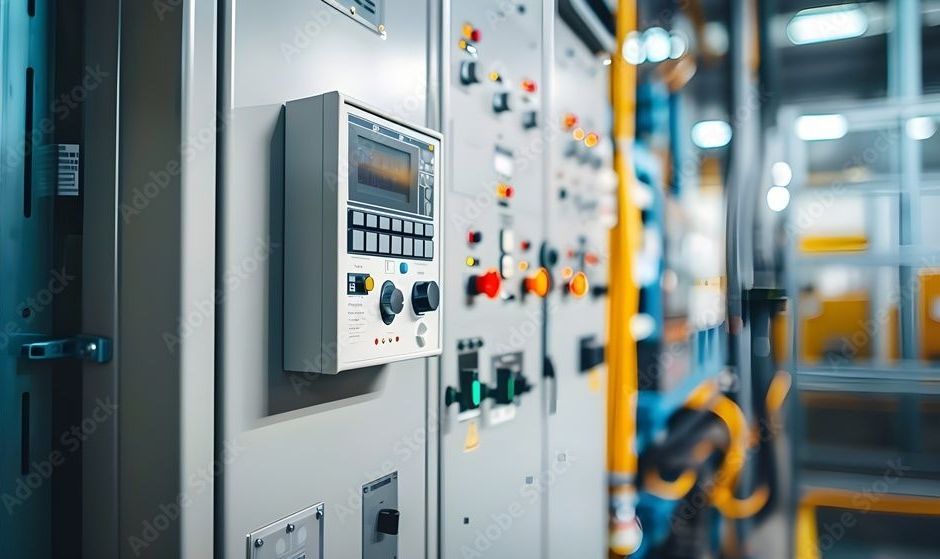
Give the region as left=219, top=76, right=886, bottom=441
left=364, top=276, right=375, bottom=292
left=569, top=271, right=589, bottom=298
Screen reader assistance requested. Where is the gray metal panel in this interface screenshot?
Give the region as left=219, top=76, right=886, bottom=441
left=543, top=18, right=612, bottom=559
left=82, top=0, right=121, bottom=556
left=219, top=0, right=434, bottom=557
left=439, top=1, right=548, bottom=556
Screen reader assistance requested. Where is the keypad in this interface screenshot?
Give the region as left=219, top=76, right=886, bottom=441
left=347, top=209, right=434, bottom=260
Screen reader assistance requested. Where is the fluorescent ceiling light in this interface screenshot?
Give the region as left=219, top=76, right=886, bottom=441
left=796, top=114, right=848, bottom=141
left=644, top=27, right=671, bottom=63
left=771, top=161, right=793, bottom=187
left=787, top=4, right=869, bottom=45
left=766, top=186, right=791, bottom=212
left=691, top=120, right=732, bottom=149
left=906, top=116, right=937, bottom=141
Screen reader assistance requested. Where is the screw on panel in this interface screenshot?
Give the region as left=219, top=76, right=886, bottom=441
left=254, top=538, right=264, bottom=548
left=349, top=5, right=356, bottom=15
left=378, top=24, right=386, bottom=33
left=286, top=523, right=295, bottom=534
left=316, top=508, right=323, bottom=520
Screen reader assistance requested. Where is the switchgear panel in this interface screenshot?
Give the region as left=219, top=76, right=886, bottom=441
left=285, top=91, right=443, bottom=374
left=439, top=2, right=548, bottom=557
left=543, top=5, right=617, bottom=558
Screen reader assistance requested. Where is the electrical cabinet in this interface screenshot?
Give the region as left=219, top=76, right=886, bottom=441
left=543, top=7, right=617, bottom=558
left=218, top=1, right=438, bottom=557
left=439, top=1, right=549, bottom=556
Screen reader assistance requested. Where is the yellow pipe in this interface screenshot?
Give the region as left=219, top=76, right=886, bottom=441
left=643, top=468, right=698, bottom=501
left=608, top=0, right=641, bottom=555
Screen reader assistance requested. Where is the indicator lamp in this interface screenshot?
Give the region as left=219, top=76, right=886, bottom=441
left=489, top=71, right=501, bottom=82
left=584, top=132, right=600, bottom=148
left=572, top=127, right=586, bottom=141
left=461, top=23, right=474, bottom=40
left=519, top=260, right=529, bottom=272
left=561, top=266, right=574, bottom=279
left=562, top=113, right=578, bottom=130
left=467, top=230, right=483, bottom=244
left=465, top=256, right=479, bottom=267
left=496, top=183, right=515, bottom=200
left=521, top=79, right=537, bottom=93
left=471, top=28, right=482, bottom=42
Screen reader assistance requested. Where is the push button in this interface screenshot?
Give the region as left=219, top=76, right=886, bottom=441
left=424, top=240, right=433, bottom=258
left=414, top=222, right=425, bottom=237
left=350, top=210, right=365, bottom=227
left=365, top=232, right=378, bottom=253
left=379, top=216, right=391, bottom=231
left=392, top=218, right=403, bottom=232
left=425, top=224, right=435, bottom=237
left=366, top=213, right=378, bottom=229
left=391, top=235, right=403, bottom=255
left=350, top=229, right=365, bottom=252
left=379, top=234, right=391, bottom=254
left=404, top=220, right=414, bottom=235
left=414, top=240, right=425, bottom=258
left=403, top=238, right=414, bottom=256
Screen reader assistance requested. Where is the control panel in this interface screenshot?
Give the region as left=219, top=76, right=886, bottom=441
left=285, top=91, right=443, bottom=374
left=439, top=2, right=548, bottom=557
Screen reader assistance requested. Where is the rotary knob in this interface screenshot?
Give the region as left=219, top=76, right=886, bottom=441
left=380, top=281, right=404, bottom=325
left=412, top=281, right=440, bottom=315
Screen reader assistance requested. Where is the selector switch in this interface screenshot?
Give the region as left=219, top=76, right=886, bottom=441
left=491, top=367, right=517, bottom=405
left=379, top=281, right=405, bottom=325
left=492, top=92, right=510, bottom=113
left=445, top=368, right=485, bottom=413
left=376, top=509, right=400, bottom=536
left=412, top=281, right=441, bottom=315
left=459, top=61, right=481, bottom=85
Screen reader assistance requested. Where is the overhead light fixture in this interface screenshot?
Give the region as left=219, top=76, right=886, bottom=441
left=771, top=161, right=793, bottom=187
left=796, top=114, right=848, bottom=141
left=766, top=186, right=791, bottom=212
left=787, top=4, right=869, bottom=45
left=691, top=120, right=732, bottom=149
left=669, top=32, right=688, bottom=59
left=622, top=31, right=645, bottom=65
left=644, top=27, right=671, bottom=63
left=906, top=116, right=937, bottom=140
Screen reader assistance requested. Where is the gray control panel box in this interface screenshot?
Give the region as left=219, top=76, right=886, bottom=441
left=285, top=91, right=444, bottom=374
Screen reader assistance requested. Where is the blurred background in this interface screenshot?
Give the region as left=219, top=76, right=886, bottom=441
left=626, top=0, right=940, bottom=557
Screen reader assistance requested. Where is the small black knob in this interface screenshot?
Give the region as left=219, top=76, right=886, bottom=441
left=522, top=111, right=538, bottom=129
left=493, top=92, right=510, bottom=113
left=540, top=243, right=559, bottom=268
left=459, top=61, right=480, bottom=85
left=376, top=508, right=400, bottom=536
left=380, top=281, right=404, bottom=325
left=412, top=281, right=440, bottom=315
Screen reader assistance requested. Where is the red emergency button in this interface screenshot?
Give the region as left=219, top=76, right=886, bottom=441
left=521, top=79, right=537, bottom=93
left=471, top=269, right=502, bottom=299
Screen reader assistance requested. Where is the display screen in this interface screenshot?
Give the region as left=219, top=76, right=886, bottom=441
left=355, top=136, right=412, bottom=203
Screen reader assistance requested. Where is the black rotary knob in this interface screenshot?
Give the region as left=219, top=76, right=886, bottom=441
left=380, top=281, right=404, bottom=325
left=411, top=281, right=440, bottom=315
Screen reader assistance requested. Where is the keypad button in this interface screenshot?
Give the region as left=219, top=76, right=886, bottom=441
left=365, top=231, right=378, bottom=253
left=414, top=239, right=425, bottom=258
left=351, top=229, right=365, bottom=252
left=391, top=219, right=403, bottom=232
left=391, top=236, right=403, bottom=255
left=379, top=234, right=390, bottom=254
left=350, top=210, right=365, bottom=227
left=366, top=213, right=378, bottom=229
left=424, top=240, right=433, bottom=258
left=404, top=221, right=414, bottom=235
left=403, top=237, right=414, bottom=256
left=425, top=224, right=435, bottom=237
left=414, top=222, right=425, bottom=237
left=379, top=216, right=391, bottom=231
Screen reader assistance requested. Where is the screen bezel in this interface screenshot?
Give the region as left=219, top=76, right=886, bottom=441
left=347, top=123, right=420, bottom=215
